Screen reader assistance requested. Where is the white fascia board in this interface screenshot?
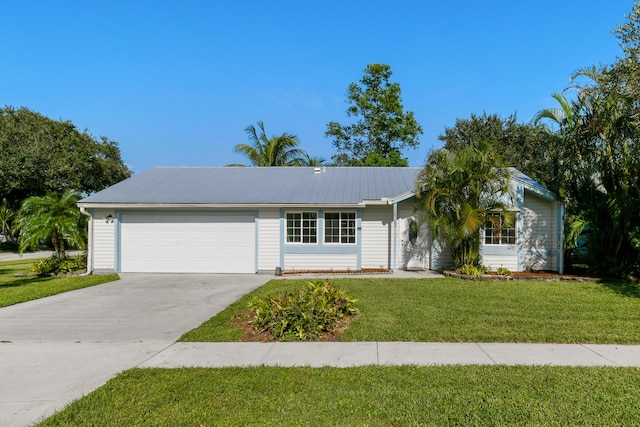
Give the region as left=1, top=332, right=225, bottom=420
left=514, top=178, right=556, bottom=201
left=361, top=198, right=391, bottom=206
left=76, top=203, right=365, bottom=209
left=390, top=191, right=416, bottom=204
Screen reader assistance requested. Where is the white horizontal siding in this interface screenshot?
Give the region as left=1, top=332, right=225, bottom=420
left=430, top=239, right=454, bottom=271
left=284, top=253, right=358, bottom=271
left=522, top=193, right=555, bottom=271
left=361, top=206, right=392, bottom=269
left=482, top=254, right=519, bottom=272
left=257, top=208, right=280, bottom=272
left=92, top=209, right=115, bottom=270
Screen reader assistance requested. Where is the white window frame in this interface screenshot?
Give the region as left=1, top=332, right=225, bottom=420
left=323, top=211, right=357, bottom=245
left=285, top=211, right=318, bottom=244
left=484, top=213, right=516, bottom=245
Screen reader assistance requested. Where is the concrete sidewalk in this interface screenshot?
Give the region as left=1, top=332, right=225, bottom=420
left=141, top=341, right=640, bottom=368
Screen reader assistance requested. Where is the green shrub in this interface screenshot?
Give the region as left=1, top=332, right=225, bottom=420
left=30, top=255, right=87, bottom=276
left=458, top=264, right=489, bottom=277
left=0, top=241, right=19, bottom=251
left=248, top=281, right=359, bottom=341
left=496, top=267, right=512, bottom=276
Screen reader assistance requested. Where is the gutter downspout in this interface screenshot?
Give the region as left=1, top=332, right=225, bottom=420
left=80, top=207, right=93, bottom=275
left=559, top=203, right=565, bottom=274
left=392, top=202, right=398, bottom=272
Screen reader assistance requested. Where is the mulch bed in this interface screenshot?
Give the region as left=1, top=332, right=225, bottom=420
left=443, top=270, right=601, bottom=282
left=231, top=308, right=356, bottom=342
left=282, top=268, right=390, bottom=276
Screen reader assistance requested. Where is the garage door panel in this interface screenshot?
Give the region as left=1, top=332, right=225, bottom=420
left=120, top=214, right=255, bottom=273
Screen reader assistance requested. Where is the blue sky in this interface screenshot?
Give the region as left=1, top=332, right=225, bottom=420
left=2, top=1, right=633, bottom=173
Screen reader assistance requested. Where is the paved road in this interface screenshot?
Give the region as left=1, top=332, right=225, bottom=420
left=0, top=250, right=83, bottom=262
left=0, top=273, right=267, bottom=427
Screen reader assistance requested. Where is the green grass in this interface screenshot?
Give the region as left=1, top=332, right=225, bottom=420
left=180, top=277, right=640, bottom=344
left=0, top=259, right=119, bottom=307
left=38, top=365, right=640, bottom=426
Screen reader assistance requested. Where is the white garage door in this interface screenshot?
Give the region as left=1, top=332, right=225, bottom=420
left=120, top=214, right=255, bottom=273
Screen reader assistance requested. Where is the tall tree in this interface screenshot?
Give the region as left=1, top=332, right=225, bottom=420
left=232, top=121, right=307, bottom=166
left=415, top=141, right=513, bottom=267
left=532, top=92, right=581, bottom=202
left=0, top=106, right=131, bottom=207
left=533, top=1, right=640, bottom=277
left=16, top=189, right=86, bottom=258
left=439, top=113, right=550, bottom=189
left=301, top=154, right=328, bottom=166
left=325, top=64, right=423, bottom=166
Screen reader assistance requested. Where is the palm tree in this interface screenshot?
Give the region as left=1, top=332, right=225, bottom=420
left=231, top=121, right=307, bottom=166
left=16, top=189, right=86, bottom=257
left=415, top=141, right=513, bottom=267
left=301, top=154, right=328, bottom=166
left=0, top=199, right=16, bottom=243
left=534, top=72, right=640, bottom=277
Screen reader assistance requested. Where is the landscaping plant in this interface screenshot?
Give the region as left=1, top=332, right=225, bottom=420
left=29, top=255, right=87, bottom=276
left=496, top=267, right=512, bottom=276
left=248, top=280, right=359, bottom=341
left=458, top=264, right=489, bottom=277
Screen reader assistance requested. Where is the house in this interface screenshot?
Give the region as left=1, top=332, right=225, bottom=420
left=483, top=168, right=565, bottom=273
left=77, top=166, right=564, bottom=274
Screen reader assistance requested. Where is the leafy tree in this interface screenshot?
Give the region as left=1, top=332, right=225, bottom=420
left=232, top=121, right=307, bottom=166
left=0, top=106, right=131, bottom=206
left=415, top=141, right=513, bottom=267
left=539, top=80, right=640, bottom=276
left=439, top=113, right=549, bottom=188
left=361, top=149, right=409, bottom=167
left=533, top=1, right=640, bottom=277
left=326, top=63, right=423, bottom=166
left=16, top=189, right=86, bottom=258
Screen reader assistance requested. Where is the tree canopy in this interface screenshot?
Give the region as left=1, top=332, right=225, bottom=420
left=232, top=121, right=307, bottom=166
left=533, top=1, right=640, bottom=277
left=16, top=189, right=86, bottom=257
left=325, top=63, right=423, bottom=166
left=416, top=141, right=512, bottom=267
left=0, top=106, right=131, bottom=207
left=438, top=113, right=549, bottom=189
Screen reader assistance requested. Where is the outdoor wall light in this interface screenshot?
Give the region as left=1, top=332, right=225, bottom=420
left=105, top=215, right=114, bottom=224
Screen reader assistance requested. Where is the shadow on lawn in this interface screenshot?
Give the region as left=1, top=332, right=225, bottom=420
left=0, top=276, right=52, bottom=289
left=601, top=280, right=640, bottom=298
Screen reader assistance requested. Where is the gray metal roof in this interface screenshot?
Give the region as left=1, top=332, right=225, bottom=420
left=79, top=167, right=424, bottom=206
left=509, top=167, right=556, bottom=200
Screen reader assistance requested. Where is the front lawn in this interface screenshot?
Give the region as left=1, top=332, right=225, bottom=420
left=0, top=259, right=119, bottom=307
left=180, top=277, right=640, bottom=343
left=38, top=365, right=640, bottom=426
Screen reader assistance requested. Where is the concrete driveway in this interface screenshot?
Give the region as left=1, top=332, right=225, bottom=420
left=0, top=273, right=267, bottom=427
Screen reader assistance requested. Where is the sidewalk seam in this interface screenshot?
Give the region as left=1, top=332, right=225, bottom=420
left=135, top=341, right=177, bottom=368
left=475, top=343, right=497, bottom=364
left=580, top=344, right=619, bottom=366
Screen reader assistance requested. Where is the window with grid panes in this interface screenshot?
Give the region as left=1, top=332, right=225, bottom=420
left=484, top=213, right=516, bottom=245
left=324, top=212, right=356, bottom=244
left=286, top=212, right=317, bottom=243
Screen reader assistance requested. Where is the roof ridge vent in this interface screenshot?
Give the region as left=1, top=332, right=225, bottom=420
left=314, top=167, right=322, bottom=174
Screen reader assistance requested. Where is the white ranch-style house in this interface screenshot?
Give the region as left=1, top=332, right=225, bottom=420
left=78, top=166, right=564, bottom=274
